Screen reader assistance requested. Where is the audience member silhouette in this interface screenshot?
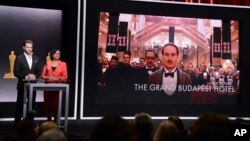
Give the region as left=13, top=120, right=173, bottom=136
left=89, top=114, right=133, bottom=141
left=36, top=128, right=67, bottom=141
left=2, top=118, right=38, bottom=141
left=134, top=112, right=154, bottom=141
left=168, top=116, right=188, bottom=141
left=188, top=113, right=231, bottom=141
left=37, top=121, right=58, bottom=137
left=154, top=120, right=179, bottom=141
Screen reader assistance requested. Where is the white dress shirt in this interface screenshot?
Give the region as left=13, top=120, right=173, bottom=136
left=24, top=52, right=32, bottom=69
left=162, top=68, right=177, bottom=95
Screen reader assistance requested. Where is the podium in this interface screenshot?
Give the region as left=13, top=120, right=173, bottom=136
left=23, top=83, right=69, bottom=132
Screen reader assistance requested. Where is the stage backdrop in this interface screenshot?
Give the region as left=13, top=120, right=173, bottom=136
left=0, top=5, right=62, bottom=118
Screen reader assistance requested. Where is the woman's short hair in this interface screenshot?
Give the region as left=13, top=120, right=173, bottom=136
left=49, top=49, right=60, bottom=60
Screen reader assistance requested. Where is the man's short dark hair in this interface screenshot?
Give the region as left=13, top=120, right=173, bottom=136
left=22, top=40, right=33, bottom=47
left=145, top=49, right=156, bottom=58
left=123, top=50, right=131, bottom=57
left=161, top=43, right=179, bottom=55
left=134, top=112, right=154, bottom=141
left=90, top=114, right=132, bottom=141
left=110, top=56, right=119, bottom=62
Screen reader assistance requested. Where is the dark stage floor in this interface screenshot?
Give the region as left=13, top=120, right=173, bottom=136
left=0, top=119, right=195, bottom=141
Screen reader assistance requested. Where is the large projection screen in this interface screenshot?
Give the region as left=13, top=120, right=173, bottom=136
left=81, top=0, right=250, bottom=119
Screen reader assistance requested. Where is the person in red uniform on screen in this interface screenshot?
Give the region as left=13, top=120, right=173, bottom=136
left=41, top=49, right=68, bottom=122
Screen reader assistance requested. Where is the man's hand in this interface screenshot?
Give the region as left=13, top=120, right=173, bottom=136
left=26, top=74, right=36, bottom=81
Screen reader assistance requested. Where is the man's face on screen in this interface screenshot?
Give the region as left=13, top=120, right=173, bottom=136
left=194, top=68, right=200, bottom=75
left=162, top=45, right=178, bottom=71
left=139, top=58, right=145, bottom=67
left=219, top=69, right=224, bottom=75
left=110, top=60, right=118, bottom=68
left=101, top=57, right=109, bottom=66
left=145, top=51, right=155, bottom=68
left=123, top=54, right=130, bottom=64
left=187, top=63, right=194, bottom=72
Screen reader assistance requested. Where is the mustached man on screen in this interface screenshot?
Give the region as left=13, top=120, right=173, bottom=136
left=147, top=43, right=191, bottom=103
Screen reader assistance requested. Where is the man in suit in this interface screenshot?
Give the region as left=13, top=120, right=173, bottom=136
left=186, top=62, right=194, bottom=75
left=147, top=43, right=191, bottom=103
left=115, top=51, right=135, bottom=101
left=13, top=40, right=42, bottom=127
left=132, top=50, right=159, bottom=100
left=135, top=49, right=159, bottom=85
left=200, top=63, right=210, bottom=84
left=190, top=67, right=205, bottom=87
left=143, top=50, right=159, bottom=76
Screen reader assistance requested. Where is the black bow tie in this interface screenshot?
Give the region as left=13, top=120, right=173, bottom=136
left=165, top=72, right=174, bottom=78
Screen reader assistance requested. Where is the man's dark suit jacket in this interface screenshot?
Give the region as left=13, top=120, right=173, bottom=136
left=14, top=54, right=42, bottom=90
left=134, top=66, right=159, bottom=85
left=147, top=68, right=192, bottom=104
left=13, top=54, right=42, bottom=127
